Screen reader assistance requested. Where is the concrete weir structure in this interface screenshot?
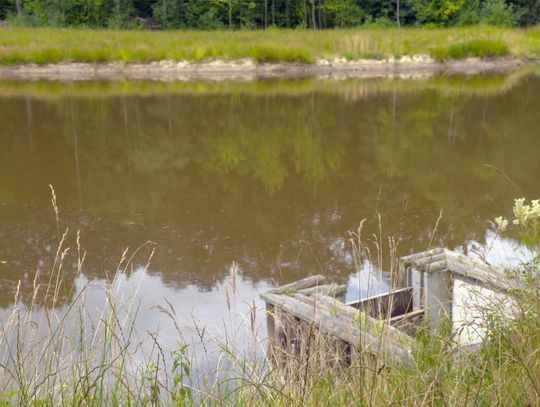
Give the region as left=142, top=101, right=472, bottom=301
left=261, top=248, right=523, bottom=363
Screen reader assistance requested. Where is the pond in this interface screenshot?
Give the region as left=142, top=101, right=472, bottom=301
left=0, top=72, right=539, bottom=363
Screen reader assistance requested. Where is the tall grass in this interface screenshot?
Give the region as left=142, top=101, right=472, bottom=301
left=0, top=25, right=539, bottom=65
left=0, top=189, right=538, bottom=405
left=0, top=233, right=162, bottom=405
left=431, top=38, right=510, bottom=61
left=0, top=188, right=270, bottom=405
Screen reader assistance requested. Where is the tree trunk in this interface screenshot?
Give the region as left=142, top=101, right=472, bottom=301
left=285, top=0, right=289, bottom=28
left=339, top=0, right=343, bottom=28
left=317, top=0, right=321, bottom=29
left=396, top=0, right=400, bottom=28
left=238, top=0, right=242, bottom=27
left=162, top=0, right=168, bottom=27
left=228, top=0, right=232, bottom=28
left=15, top=0, right=22, bottom=15
left=311, top=0, right=316, bottom=29
left=264, top=0, right=268, bottom=28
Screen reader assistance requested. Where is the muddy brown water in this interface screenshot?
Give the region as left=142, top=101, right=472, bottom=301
left=0, top=74, right=538, bottom=355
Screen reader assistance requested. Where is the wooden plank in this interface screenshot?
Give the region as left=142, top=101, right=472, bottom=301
left=418, top=259, right=447, bottom=274
left=262, top=292, right=413, bottom=362
left=268, top=275, right=328, bottom=294
left=411, top=253, right=447, bottom=269
left=298, top=283, right=347, bottom=297
left=444, top=250, right=523, bottom=291
left=297, top=293, right=414, bottom=355
left=400, top=248, right=445, bottom=265
left=347, top=287, right=412, bottom=307
left=266, top=303, right=276, bottom=339
left=347, top=287, right=413, bottom=318
left=292, top=292, right=316, bottom=306
left=311, top=293, right=414, bottom=345
left=399, top=248, right=523, bottom=291
left=389, top=309, right=424, bottom=337
left=397, top=249, right=446, bottom=287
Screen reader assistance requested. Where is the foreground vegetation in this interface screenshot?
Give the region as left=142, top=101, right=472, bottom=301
left=1, top=25, right=540, bottom=65
left=0, top=193, right=538, bottom=405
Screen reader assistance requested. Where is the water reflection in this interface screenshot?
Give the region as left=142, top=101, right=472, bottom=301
left=75, top=265, right=273, bottom=367
left=0, top=75, right=538, bottom=320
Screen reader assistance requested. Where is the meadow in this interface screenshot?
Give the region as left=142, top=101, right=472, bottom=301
left=1, top=25, right=540, bottom=65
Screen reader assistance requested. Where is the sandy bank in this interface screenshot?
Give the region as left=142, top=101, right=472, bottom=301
left=0, top=56, right=532, bottom=81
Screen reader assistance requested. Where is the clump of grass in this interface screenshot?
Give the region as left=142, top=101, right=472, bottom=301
left=343, top=51, right=386, bottom=60
left=248, top=45, right=313, bottom=63
left=66, top=47, right=114, bottom=63
left=431, top=38, right=510, bottom=61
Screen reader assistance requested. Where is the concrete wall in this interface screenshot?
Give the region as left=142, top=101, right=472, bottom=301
left=409, top=267, right=452, bottom=331
left=424, top=269, right=452, bottom=332
left=452, top=275, right=514, bottom=345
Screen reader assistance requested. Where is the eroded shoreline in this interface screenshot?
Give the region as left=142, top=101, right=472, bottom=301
left=0, top=56, right=534, bottom=81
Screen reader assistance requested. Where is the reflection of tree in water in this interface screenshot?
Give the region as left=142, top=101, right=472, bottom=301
left=0, top=75, right=539, bottom=305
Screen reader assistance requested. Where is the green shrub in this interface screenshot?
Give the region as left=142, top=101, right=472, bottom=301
left=481, top=0, right=518, bottom=27
left=456, top=0, right=482, bottom=26
left=457, top=0, right=518, bottom=27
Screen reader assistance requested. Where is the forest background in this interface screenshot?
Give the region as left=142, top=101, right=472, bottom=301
left=1, top=0, right=538, bottom=31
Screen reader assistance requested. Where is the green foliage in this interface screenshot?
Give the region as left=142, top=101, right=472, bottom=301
left=431, top=38, right=510, bottom=60
left=495, top=198, right=540, bottom=254
left=172, top=343, right=193, bottom=405
left=451, top=0, right=519, bottom=27
left=0, top=0, right=9, bottom=20
left=0, top=0, right=538, bottom=28
left=412, top=0, right=466, bottom=25
left=456, top=0, right=482, bottom=25
left=152, top=0, right=186, bottom=28
left=107, top=0, right=136, bottom=27
left=366, top=15, right=396, bottom=27
left=482, top=0, right=519, bottom=26
left=0, top=391, right=17, bottom=406
left=323, top=0, right=365, bottom=27
left=513, top=0, right=540, bottom=26
left=9, top=0, right=118, bottom=26
left=184, top=0, right=225, bottom=29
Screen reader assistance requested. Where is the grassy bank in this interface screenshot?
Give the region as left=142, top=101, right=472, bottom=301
left=1, top=25, right=540, bottom=65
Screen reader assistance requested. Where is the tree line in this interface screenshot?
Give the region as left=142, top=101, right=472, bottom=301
left=1, top=0, right=539, bottom=30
